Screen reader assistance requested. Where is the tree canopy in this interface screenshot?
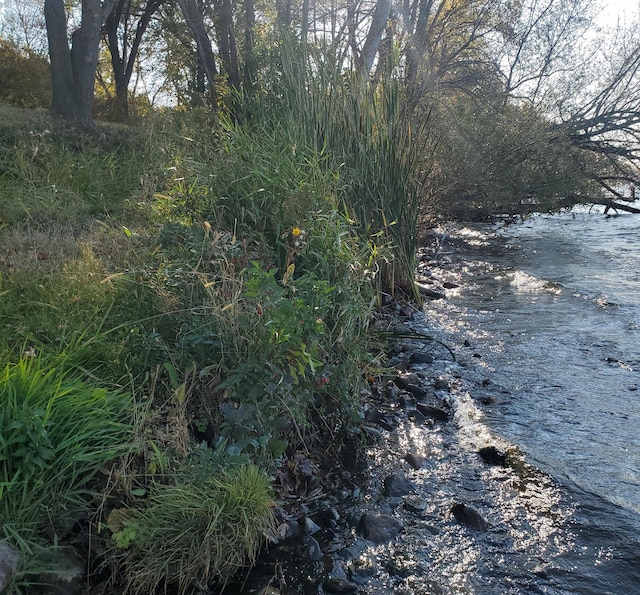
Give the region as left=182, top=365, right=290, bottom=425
left=2, top=0, right=640, bottom=217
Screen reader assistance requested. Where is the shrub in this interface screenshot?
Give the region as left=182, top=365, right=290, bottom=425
left=0, top=40, right=51, bottom=108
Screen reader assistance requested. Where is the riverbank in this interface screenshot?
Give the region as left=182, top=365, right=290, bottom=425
left=231, top=227, right=640, bottom=594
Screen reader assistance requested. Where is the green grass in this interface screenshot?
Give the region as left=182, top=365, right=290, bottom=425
left=113, top=465, right=276, bottom=594
left=0, top=356, right=133, bottom=582
left=0, top=85, right=414, bottom=591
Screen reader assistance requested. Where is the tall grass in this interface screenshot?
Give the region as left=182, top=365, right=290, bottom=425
left=249, top=40, right=426, bottom=294
left=114, top=465, right=275, bottom=595
left=0, top=357, right=133, bottom=576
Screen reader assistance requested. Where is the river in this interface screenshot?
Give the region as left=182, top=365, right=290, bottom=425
left=419, top=205, right=640, bottom=593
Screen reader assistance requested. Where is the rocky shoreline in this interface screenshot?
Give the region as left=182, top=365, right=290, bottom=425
left=225, top=268, right=545, bottom=594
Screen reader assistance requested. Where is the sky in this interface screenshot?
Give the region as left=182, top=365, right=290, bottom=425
left=600, top=0, right=639, bottom=25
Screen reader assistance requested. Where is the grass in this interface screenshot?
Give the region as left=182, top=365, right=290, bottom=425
left=0, top=356, right=133, bottom=583
left=112, top=465, right=276, bottom=594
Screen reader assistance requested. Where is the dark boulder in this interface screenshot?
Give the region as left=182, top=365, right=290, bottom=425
left=478, top=446, right=508, bottom=467
left=357, top=514, right=403, bottom=544
left=322, top=578, right=358, bottom=594
left=383, top=474, right=415, bottom=497
left=404, top=453, right=426, bottom=470
left=451, top=503, right=488, bottom=531
left=416, top=402, right=450, bottom=422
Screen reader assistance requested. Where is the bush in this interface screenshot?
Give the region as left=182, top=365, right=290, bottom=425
left=425, top=96, right=596, bottom=220
left=0, top=40, right=51, bottom=108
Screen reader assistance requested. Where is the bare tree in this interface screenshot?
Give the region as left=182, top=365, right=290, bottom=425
left=101, top=0, right=166, bottom=120
left=0, top=0, right=48, bottom=54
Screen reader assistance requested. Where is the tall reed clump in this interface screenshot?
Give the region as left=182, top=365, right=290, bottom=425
left=0, top=357, right=133, bottom=576
left=257, top=40, right=426, bottom=296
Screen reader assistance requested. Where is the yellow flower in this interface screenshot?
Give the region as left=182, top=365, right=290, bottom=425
left=292, top=227, right=302, bottom=237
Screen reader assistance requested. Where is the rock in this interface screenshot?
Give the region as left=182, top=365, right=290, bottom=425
left=398, top=393, right=417, bottom=409
left=314, top=507, right=340, bottom=528
left=451, top=503, right=489, bottom=531
left=357, top=514, right=403, bottom=544
left=394, top=372, right=420, bottom=389
left=480, top=395, right=496, bottom=405
left=478, top=446, right=508, bottom=467
left=410, top=352, right=434, bottom=364
left=304, top=536, right=323, bottom=560
left=442, top=281, right=459, bottom=289
left=433, top=377, right=450, bottom=391
left=383, top=474, right=415, bottom=497
left=329, top=559, right=350, bottom=581
left=302, top=516, right=321, bottom=534
left=404, top=453, right=426, bottom=470
left=408, top=409, right=431, bottom=425
left=0, top=539, right=19, bottom=593
left=34, top=546, right=86, bottom=595
left=401, top=341, right=424, bottom=353
left=365, top=409, right=399, bottom=431
left=416, top=283, right=446, bottom=300
left=322, top=578, right=358, bottom=593
left=362, top=426, right=384, bottom=443
left=336, top=546, right=359, bottom=560
left=279, top=519, right=300, bottom=538
left=403, top=495, right=428, bottom=515
left=405, top=384, right=428, bottom=398
left=416, top=402, right=450, bottom=422
left=385, top=382, right=400, bottom=400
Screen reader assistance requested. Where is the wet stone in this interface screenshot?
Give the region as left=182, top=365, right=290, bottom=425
left=304, top=535, right=323, bottom=560
left=403, top=495, right=428, bottom=515
left=383, top=474, right=415, bottom=497
left=302, top=516, right=321, bottom=534
left=416, top=402, right=450, bottom=422
left=408, top=409, right=432, bottom=425
left=362, top=426, right=384, bottom=443
left=402, top=341, right=424, bottom=353
left=478, top=446, right=509, bottom=467
left=451, top=503, right=489, bottom=531
left=405, top=384, right=428, bottom=398
left=404, top=453, right=426, bottom=470
left=366, top=408, right=400, bottom=431
left=357, top=513, right=403, bottom=544
left=395, top=372, right=420, bottom=389
left=410, top=352, right=435, bottom=365
left=385, top=381, right=400, bottom=400
left=434, top=377, right=450, bottom=391
left=322, top=578, right=358, bottom=594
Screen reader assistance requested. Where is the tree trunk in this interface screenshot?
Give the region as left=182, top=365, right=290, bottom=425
left=358, top=0, right=391, bottom=75
left=44, top=0, right=116, bottom=127
left=177, top=0, right=218, bottom=107
left=102, top=0, right=165, bottom=120
left=243, top=0, right=256, bottom=98
left=214, top=0, right=240, bottom=92
left=44, top=0, right=75, bottom=118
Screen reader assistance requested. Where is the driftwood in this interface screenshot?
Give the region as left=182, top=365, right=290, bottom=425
left=598, top=198, right=640, bottom=214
